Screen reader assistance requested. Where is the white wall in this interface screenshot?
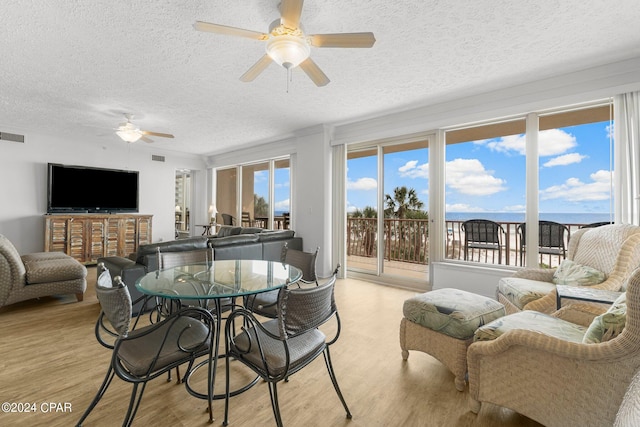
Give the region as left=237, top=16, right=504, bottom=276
left=0, top=130, right=205, bottom=254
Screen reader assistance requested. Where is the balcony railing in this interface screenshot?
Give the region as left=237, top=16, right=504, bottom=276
left=347, top=218, right=589, bottom=268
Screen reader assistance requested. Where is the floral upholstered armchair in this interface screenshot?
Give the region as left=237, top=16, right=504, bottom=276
left=497, top=224, right=640, bottom=315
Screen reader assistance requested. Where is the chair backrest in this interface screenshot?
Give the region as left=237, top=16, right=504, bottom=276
left=221, top=214, right=235, bottom=226
left=281, top=243, right=318, bottom=283
left=462, top=219, right=504, bottom=245
left=157, top=247, right=211, bottom=270
left=276, top=272, right=337, bottom=339
left=0, top=235, right=27, bottom=299
left=282, top=212, right=290, bottom=229
left=568, top=224, right=640, bottom=278
left=518, top=221, right=569, bottom=249
left=95, top=267, right=132, bottom=337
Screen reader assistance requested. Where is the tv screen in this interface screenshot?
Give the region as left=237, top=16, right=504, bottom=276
left=47, top=163, right=139, bottom=213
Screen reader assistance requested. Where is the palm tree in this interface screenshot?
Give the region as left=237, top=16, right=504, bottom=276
left=384, top=187, right=427, bottom=262
left=254, top=194, right=268, bottom=217
left=384, top=186, right=424, bottom=218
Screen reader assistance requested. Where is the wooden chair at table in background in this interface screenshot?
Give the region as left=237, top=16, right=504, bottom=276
left=221, top=214, right=235, bottom=226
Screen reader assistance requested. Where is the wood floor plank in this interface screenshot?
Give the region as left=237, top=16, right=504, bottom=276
left=0, top=267, right=541, bottom=427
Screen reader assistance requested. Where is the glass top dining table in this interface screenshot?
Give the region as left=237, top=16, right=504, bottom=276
left=135, top=259, right=303, bottom=403
left=136, top=259, right=302, bottom=301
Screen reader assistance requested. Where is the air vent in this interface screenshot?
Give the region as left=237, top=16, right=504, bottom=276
left=151, top=154, right=165, bottom=162
left=0, top=132, right=25, bottom=143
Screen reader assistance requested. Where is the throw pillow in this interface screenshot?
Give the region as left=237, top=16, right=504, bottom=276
left=582, top=292, right=627, bottom=344
left=552, top=259, right=606, bottom=286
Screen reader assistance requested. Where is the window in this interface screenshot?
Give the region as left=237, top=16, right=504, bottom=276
left=215, top=157, right=291, bottom=230
left=443, top=102, right=613, bottom=267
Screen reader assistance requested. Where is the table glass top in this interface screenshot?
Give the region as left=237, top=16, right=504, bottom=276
left=136, top=259, right=302, bottom=300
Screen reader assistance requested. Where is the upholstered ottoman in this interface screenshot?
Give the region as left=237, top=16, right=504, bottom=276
left=400, top=288, right=505, bottom=391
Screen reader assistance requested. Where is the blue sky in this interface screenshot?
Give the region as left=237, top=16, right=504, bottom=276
left=253, top=168, right=290, bottom=214
left=347, top=121, right=612, bottom=215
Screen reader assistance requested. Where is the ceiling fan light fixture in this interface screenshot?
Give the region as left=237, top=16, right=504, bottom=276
left=266, top=35, right=310, bottom=69
left=116, top=129, right=142, bottom=142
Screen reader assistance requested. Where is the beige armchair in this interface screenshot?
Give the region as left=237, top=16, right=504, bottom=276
left=497, top=224, right=640, bottom=314
left=467, top=267, right=640, bottom=427
left=0, top=234, right=87, bottom=307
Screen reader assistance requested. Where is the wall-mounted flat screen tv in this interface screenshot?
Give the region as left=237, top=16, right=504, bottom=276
left=47, top=163, right=139, bottom=213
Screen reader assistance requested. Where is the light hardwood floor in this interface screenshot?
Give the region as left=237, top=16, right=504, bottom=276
left=0, top=267, right=541, bottom=427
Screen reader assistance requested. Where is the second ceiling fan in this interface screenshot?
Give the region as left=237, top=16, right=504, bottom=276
left=194, top=0, right=376, bottom=86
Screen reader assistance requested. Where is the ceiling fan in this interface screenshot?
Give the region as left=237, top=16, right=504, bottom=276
left=194, top=0, right=376, bottom=86
left=115, top=114, right=175, bottom=143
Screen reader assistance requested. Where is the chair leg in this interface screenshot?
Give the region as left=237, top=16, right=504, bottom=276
left=122, top=382, right=148, bottom=427
left=323, top=348, right=352, bottom=419
left=76, top=367, right=115, bottom=426
left=267, top=381, right=284, bottom=427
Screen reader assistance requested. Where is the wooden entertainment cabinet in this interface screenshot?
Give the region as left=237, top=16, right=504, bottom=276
left=44, top=214, right=152, bottom=265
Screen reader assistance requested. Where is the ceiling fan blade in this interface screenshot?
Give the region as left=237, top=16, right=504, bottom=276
left=194, top=21, right=268, bottom=40
left=140, top=135, right=154, bottom=143
left=140, top=131, right=174, bottom=138
left=310, top=32, right=376, bottom=48
left=240, top=54, right=273, bottom=82
left=299, top=58, right=330, bottom=87
left=280, top=0, right=304, bottom=28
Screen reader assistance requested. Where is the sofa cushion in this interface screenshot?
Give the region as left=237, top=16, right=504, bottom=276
left=258, top=230, right=295, bottom=241
left=403, top=288, right=505, bottom=340
left=497, top=277, right=556, bottom=310
left=583, top=292, right=627, bottom=344
left=136, top=236, right=209, bottom=262
left=209, top=234, right=260, bottom=247
left=240, top=227, right=264, bottom=234
left=216, top=226, right=242, bottom=237
left=474, top=310, right=587, bottom=343
left=22, top=255, right=87, bottom=284
left=552, top=259, right=606, bottom=286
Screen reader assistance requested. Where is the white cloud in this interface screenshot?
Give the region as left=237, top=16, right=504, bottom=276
left=540, top=169, right=612, bottom=202
left=445, top=158, right=507, bottom=196
left=274, top=199, right=289, bottom=210
left=347, top=177, right=377, bottom=190
left=275, top=181, right=290, bottom=188
left=543, top=152, right=587, bottom=167
left=446, top=203, right=485, bottom=212
left=504, top=205, right=525, bottom=212
left=480, top=129, right=577, bottom=157
left=398, top=160, right=429, bottom=179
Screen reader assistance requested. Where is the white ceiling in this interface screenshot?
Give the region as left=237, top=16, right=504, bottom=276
left=2, top=1, right=640, bottom=156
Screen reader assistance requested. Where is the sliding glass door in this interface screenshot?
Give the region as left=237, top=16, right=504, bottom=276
left=346, top=139, right=429, bottom=282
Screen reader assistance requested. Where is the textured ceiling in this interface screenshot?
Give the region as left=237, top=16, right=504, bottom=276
left=2, top=1, right=640, bottom=155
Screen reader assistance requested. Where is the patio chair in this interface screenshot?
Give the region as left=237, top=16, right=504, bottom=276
left=517, top=220, right=569, bottom=266
left=222, top=268, right=351, bottom=427
left=242, top=211, right=255, bottom=227
left=76, top=267, right=216, bottom=426
left=462, top=219, right=506, bottom=264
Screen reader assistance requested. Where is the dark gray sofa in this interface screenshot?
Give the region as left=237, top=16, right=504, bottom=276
left=98, top=227, right=302, bottom=313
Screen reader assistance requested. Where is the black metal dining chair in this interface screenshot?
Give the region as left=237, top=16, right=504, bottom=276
left=462, top=219, right=506, bottom=264
left=76, top=267, right=216, bottom=426
left=517, top=220, right=569, bottom=266
left=244, top=244, right=319, bottom=318
left=223, top=267, right=351, bottom=427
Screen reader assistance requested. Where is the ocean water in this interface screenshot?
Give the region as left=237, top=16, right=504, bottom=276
left=445, top=212, right=613, bottom=225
